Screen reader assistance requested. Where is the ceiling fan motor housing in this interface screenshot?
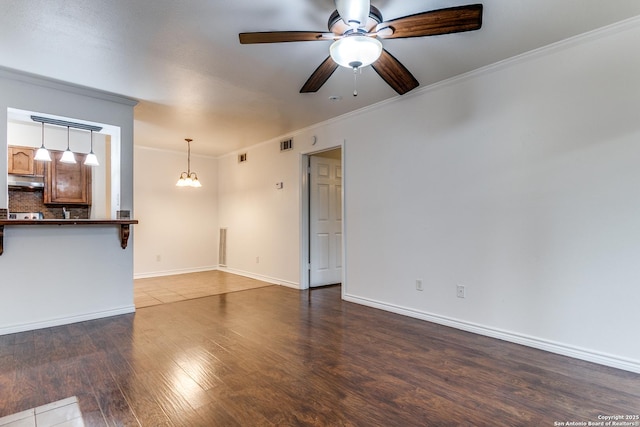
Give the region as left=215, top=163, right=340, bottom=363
left=328, top=6, right=383, bottom=34
left=335, top=0, right=371, bottom=28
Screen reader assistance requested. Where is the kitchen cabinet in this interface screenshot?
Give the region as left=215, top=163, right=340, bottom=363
left=8, top=146, right=34, bottom=175
left=44, top=150, right=92, bottom=205
left=7, top=146, right=45, bottom=176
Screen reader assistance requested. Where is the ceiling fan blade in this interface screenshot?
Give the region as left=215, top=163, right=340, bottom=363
left=378, top=4, right=483, bottom=39
left=239, top=31, right=333, bottom=44
left=300, top=57, right=339, bottom=93
left=371, top=49, right=419, bottom=95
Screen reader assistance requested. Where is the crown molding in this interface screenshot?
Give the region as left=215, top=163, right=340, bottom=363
left=0, top=65, right=138, bottom=107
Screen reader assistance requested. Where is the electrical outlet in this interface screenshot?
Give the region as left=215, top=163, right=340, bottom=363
left=456, top=285, right=466, bottom=298
left=416, top=279, right=423, bottom=291
left=256, top=256, right=260, bottom=264
left=156, top=255, right=161, bottom=262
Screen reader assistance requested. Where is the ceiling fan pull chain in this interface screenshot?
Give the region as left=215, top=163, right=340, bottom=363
left=353, top=66, right=358, bottom=97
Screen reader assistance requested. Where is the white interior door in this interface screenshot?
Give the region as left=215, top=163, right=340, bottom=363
left=309, top=155, right=342, bottom=287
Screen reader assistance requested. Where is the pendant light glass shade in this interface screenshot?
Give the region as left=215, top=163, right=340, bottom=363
left=35, top=147, right=52, bottom=162
left=330, top=34, right=382, bottom=69
left=60, top=149, right=76, bottom=163
left=176, top=138, right=202, bottom=188
left=60, top=126, right=76, bottom=164
left=176, top=172, right=190, bottom=187
left=84, top=152, right=99, bottom=166
left=34, top=122, right=52, bottom=162
left=84, top=130, right=99, bottom=166
left=176, top=171, right=202, bottom=187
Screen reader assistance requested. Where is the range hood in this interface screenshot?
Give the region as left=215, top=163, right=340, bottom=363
left=7, top=174, right=44, bottom=190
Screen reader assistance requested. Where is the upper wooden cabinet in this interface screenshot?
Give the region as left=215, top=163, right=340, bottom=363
left=7, top=146, right=45, bottom=176
left=8, top=146, right=35, bottom=175
left=44, top=150, right=92, bottom=205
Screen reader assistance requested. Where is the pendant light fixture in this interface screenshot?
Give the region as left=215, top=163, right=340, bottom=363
left=176, top=138, right=202, bottom=188
left=34, top=122, right=52, bottom=162
left=31, top=115, right=103, bottom=165
left=84, top=129, right=99, bottom=166
left=60, top=126, right=77, bottom=164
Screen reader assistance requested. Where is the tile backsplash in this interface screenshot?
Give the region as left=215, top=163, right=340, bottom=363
left=8, top=190, right=89, bottom=219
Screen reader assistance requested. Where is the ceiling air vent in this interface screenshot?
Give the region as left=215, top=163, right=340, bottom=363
left=238, top=153, right=247, bottom=163
left=280, top=138, right=293, bottom=152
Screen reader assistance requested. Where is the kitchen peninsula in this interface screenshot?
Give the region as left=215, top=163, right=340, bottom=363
left=1, top=66, right=138, bottom=337
left=0, top=217, right=138, bottom=255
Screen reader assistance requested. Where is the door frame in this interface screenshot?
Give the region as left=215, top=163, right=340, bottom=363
left=299, top=142, right=346, bottom=291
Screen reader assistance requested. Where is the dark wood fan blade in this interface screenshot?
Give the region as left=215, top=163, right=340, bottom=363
left=300, top=57, right=339, bottom=93
left=371, top=49, right=419, bottom=95
left=239, top=31, right=330, bottom=44
left=380, top=4, right=483, bottom=39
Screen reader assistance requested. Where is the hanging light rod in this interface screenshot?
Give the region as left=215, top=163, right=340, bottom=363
left=30, top=115, right=102, bottom=132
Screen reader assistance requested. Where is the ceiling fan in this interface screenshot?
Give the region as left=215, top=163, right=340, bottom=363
left=239, top=0, right=483, bottom=95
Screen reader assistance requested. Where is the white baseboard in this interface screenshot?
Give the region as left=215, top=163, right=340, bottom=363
left=0, top=306, right=136, bottom=336
left=218, top=267, right=300, bottom=289
left=134, top=265, right=218, bottom=279
left=343, top=293, right=640, bottom=374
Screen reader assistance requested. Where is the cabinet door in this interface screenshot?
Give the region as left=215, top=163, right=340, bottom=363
left=8, top=146, right=35, bottom=175
left=44, top=151, right=92, bottom=205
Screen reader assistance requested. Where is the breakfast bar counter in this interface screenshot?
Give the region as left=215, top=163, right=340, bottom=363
left=0, top=219, right=138, bottom=255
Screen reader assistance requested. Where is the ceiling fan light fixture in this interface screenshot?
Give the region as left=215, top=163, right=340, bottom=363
left=241, top=3, right=482, bottom=94
left=330, top=34, right=382, bottom=69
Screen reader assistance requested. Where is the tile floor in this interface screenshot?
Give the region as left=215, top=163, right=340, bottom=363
left=134, top=270, right=273, bottom=308
left=0, top=396, right=84, bottom=427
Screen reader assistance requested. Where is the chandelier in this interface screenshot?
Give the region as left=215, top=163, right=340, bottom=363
left=176, top=138, right=202, bottom=188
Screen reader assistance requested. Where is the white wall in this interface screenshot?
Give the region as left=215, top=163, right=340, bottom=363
left=0, top=67, right=137, bottom=334
left=341, top=20, right=640, bottom=372
left=216, top=18, right=640, bottom=372
left=133, top=146, right=218, bottom=277
left=217, top=141, right=305, bottom=287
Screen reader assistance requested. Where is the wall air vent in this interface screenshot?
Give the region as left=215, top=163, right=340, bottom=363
left=280, top=138, right=293, bottom=152
left=219, top=228, right=227, bottom=267
left=238, top=153, right=247, bottom=163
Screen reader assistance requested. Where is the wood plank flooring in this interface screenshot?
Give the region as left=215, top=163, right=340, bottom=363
left=1, top=285, right=638, bottom=426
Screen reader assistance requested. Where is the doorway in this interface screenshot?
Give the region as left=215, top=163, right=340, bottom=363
left=303, top=147, right=343, bottom=288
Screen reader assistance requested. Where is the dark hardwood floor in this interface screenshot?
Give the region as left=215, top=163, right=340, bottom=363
left=0, top=285, right=638, bottom=426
